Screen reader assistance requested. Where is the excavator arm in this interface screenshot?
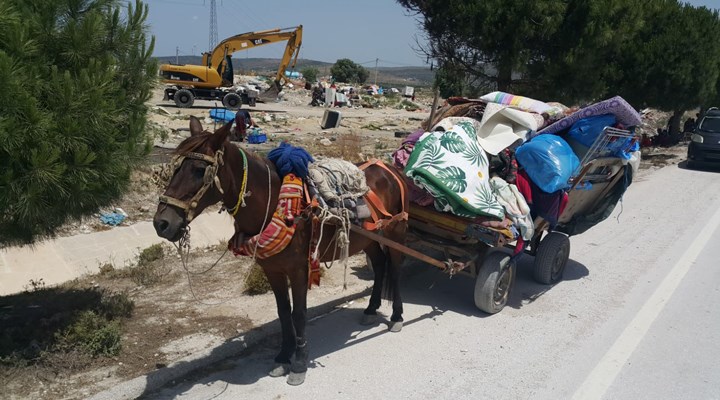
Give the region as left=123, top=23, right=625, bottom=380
left=205, top=25, right=302, bottom=88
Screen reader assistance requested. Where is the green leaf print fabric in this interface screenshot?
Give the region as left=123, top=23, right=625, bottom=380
left=404, top=123, right=505, bottom=219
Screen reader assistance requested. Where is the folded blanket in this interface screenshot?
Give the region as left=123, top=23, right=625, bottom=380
left=404, top=122, right=505, bottom=220
left=538, top=96, right=642, bottom=135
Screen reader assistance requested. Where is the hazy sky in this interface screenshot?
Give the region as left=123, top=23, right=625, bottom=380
left=145, top=0, right=427, bottom=67
left=145, top=0, right=720, bottom=67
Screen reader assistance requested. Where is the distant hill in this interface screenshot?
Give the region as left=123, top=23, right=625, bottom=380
left=155, top=56, right=434, bottom=87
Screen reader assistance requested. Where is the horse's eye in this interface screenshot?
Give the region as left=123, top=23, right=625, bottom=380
left=192, top=166, right=206, bottom=179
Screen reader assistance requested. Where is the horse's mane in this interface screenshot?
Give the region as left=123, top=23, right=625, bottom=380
left=174, top=132, right=213, bottom=155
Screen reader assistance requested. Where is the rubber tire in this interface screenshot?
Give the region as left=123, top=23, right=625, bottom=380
left=174, top=89, right=195, bottom=108
left=249, top=97, right=257, bottom=107
left=533, top=232, right=570, bottom=285
left=474, top=252, right=515, bottom=314
left=222, top=92, right=242, bottom=110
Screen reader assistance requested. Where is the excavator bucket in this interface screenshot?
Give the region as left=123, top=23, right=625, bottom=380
left=259, top=81, right=282, bottom=102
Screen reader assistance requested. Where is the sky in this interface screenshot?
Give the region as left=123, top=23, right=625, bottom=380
left=144, top=0, right=720, bottom=68
left=145, top=0, right=429, bottom=68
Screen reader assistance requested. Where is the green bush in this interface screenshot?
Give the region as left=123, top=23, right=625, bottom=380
left=138, top=244, right=164, bottom=266
left=301, top=66, right=320, bottom=83
left=244, top=264, right=271, bottom=295
left=56, top=310, right=122, bottom=357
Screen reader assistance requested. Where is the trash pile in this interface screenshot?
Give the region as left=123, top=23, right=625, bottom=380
left=394, top=91, right=643, bottom=240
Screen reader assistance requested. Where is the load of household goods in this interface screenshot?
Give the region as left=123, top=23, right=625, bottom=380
left=392, top=92, right=642, bottom=245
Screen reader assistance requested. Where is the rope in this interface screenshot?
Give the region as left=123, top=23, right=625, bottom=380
left=229, top=149, right=249, bottom=216
left=242, top=164, right=274, bottom=287
left=172, top=226, right=236, bottom=306
left=312, top=205, right=352, bottom=289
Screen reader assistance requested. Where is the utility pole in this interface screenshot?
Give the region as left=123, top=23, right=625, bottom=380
left=175, top=46, right=179, bottom=64
left=374, top=58, right=379, bottom=86
left=208, top=0, right=218, bottom=51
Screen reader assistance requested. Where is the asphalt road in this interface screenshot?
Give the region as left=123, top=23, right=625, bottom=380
left=142, top=162, right=720, bottom=400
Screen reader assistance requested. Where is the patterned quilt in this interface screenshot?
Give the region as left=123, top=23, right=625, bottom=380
left=404, top=121, right=505, bottom=220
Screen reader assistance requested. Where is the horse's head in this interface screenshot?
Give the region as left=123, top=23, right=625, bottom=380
left=153, top=116, right=231, bottom=241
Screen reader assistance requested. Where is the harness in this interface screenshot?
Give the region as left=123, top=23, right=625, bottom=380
left=357, top=159, right=409, bottom=230
left=159, top=148, right=249, bottom=223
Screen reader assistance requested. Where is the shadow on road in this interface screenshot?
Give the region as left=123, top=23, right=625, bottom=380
left=678, top=159, right=720, bottom=172
left=138, top=250, right=589, bottom=399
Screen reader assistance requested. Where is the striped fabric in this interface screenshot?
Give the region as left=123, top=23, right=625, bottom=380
left=233, top=174, right=304, bottom=260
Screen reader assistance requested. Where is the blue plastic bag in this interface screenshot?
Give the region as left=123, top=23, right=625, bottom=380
left=516, top=134, right=580, bottom=193
left=568, top=114, right=616, bottom=148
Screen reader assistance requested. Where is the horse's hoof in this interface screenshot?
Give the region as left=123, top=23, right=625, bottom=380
left=287, top=371, right=306, bottom=386
left=360, top=313, right=378, bottom=326
left=388, top=320, right=403, bottom=333
left=268, top=363, right=290, bottom=377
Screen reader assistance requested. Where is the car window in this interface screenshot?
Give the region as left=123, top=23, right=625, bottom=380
left=699, top=116, right=720, bottom=133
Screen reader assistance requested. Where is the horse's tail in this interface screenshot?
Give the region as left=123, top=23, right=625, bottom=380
left=381, top=251, right=396, bottom=303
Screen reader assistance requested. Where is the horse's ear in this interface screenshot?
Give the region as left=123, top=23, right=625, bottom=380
left=209, top=120, right=232, bottom=148
left=189, top=116, right=204, bottom=136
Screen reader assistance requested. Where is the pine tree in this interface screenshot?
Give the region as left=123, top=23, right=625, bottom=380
left=0, top=0, right=157, bottom=245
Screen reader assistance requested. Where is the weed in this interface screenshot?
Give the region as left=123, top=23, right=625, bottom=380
left=0, top=287, right=133, bottom=366
left=361, top=123, right=382, bottom=131
left=138, top=244, right=164, bottom=266
left=120, top=244, right=170, bottom=286
left=396, top=99, right=420, bottom=111
left=55, top=310, right=122, bottom=357
left=100, top=291, right=134, bottom=318
left=244, top=264, right=271, bottom=295
left=98, top=262, right=115, bottom=276
left=23, top=278, right=46, bottom=292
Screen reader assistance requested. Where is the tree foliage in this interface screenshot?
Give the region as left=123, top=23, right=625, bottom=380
left=399, top=0, right=720, bottom=118
left=330, top=58, right=370, bottom=84
left=0, top=0, right=157, bottom=245
left=300, top=66, right=319, bottom=83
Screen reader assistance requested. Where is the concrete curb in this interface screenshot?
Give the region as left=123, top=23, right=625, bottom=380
left=88, top=287, right=372, bottom=400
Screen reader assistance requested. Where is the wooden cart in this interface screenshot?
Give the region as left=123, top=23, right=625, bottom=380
left=352, top=127, right=636, bottom=314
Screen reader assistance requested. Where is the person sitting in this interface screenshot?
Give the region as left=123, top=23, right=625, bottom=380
left=231, top=108, right=256, bottom=142
left=640, top=134, right=653, bottom=148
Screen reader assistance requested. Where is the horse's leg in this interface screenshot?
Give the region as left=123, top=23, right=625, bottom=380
left=264, top=268, right=295, bottom=377
left=386, top=223, right=407, bottom=332
left=386, top=246, right=405, bottom=332
left=286, top=260, right=310, bottom=386
left=361, top=242, right=387, bottom=325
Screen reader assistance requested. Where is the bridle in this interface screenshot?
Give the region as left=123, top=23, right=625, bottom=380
left=158, top=148, right=227, bottom=222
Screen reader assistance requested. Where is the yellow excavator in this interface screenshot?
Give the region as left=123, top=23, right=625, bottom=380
left=160, top=25, right=303, bottom=109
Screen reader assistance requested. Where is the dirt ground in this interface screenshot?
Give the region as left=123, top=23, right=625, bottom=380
left=0, top=83, right=692, bottom=400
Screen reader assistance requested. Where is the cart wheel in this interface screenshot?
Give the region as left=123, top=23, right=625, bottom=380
left=533, top=232, right=570, bottom=285
left=474, top=252, right=515, bottom=314
left=174, top=89, right=194, bottom=108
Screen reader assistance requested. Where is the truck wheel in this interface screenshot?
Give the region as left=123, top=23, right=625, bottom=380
left=249, top=97, right=257, bottom=107
left=174, top=89, right=194, bottom=108
left=474, top=252, right=515, bottom=314
left=533, top=232, right=570, bottom=285
left=222, top=92, right=242, bottom=110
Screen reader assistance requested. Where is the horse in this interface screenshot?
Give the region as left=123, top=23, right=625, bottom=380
left=153, top=116, right=408, bottom=385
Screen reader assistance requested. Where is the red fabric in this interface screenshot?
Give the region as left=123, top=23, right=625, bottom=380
left=231, top=174, right=303, bottom=259
left=516, top=170, right=533, bottom=205
left=559, top=192, right=569, bottom=216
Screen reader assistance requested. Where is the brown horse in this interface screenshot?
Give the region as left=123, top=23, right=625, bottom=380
left=153, top=116, right=408, bottom=385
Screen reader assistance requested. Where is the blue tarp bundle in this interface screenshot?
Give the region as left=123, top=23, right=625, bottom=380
left=209, top=108, right=236, bottom=123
